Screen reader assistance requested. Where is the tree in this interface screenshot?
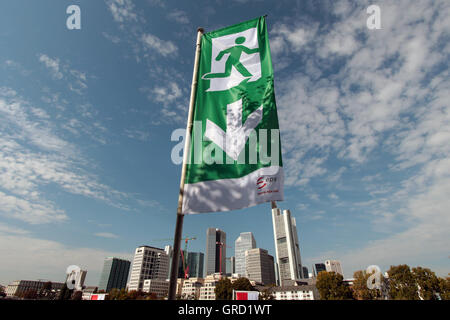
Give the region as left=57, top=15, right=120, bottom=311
left=58, top=283, right=73, bottom=300
left=126, top=290, right=140, bottom=300
left=316, top=271, right=353, bottom=300
left=412, top=267, right=440, bottom=300
left=117, top=288, right=128, bottom=300
left=438, top=274, right=450, bottom=300
left=108, top=288, right=129, bottom=300
left=215, top=278, right=233, bottom=300
left=22, top=289, right=38, bottom=300
left=71, top=291, right=83, bottom=300
left=387, top=265, right=419, bottom=300
left=42, top=281, right=52, bottom=292
left=39, top=281, right=53, bottom=299
left=259, top=285, right=275, bottom=300
left=145, top=292, right=158, bottom=300
left=108, top=288, right=120, bottom=300
left=352, top=270, right=383, bottom=300
left=232, top=278, right=254, bottom=291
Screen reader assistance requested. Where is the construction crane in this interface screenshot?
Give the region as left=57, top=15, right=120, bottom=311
left=151, top=236, right=197, bottom=279
left=216, top=241, right=232, bottom=279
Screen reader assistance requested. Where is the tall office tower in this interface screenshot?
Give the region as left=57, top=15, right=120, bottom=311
left=314, top=263, right=326, bottom=276
left=205, top=228, right=226, bottom=275
left=128, top=246, right=170, bottom=291
left=177, top=251, right=204, bottom=278
left=325, top=260, right=343, bottom=276
left=272, top=207, right=303, bottom=285
left=234, top=232, right=256, bottom=276
left=302, top=266, right=309, bottom=279
left=226, top=256, right=235, bottom=276
left=245, top=248, right=276, bottom=286
left=274, top=262, right=280, bottom=286
left=98, top=257, right=131, bottom=292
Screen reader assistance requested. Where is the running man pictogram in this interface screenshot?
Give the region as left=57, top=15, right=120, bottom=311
left=202, top=36, right=259, bottom=79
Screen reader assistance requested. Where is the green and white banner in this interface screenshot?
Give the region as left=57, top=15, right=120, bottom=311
left=182, top=16, right=283, bottom=214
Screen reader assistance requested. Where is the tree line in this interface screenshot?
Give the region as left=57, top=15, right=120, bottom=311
left=317, top=264, right=449, bottom=300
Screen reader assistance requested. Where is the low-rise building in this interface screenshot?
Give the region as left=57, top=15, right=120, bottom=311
left=198, top=274, right=257, bottom=300
left=142, top=279, right=169, bottom=299
left=178, top=277, right=204, bottom=300
left=81, top=286, right=98, bottom=300
left=5, top=280, right=64, bottom=297
left=199, top=274, right=221, bottom=300
left=271, top=285, right=319, bottom=300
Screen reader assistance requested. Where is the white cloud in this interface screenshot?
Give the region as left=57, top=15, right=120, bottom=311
left=124, top=128, right=150, bottom=142
left=0, top=191, right=67, bottom=224
left=277, top=0, right=450, bottom=276
left=38, top=54, right=88, bottom=94
left=141, top=82, right=187, bottom=124
left=339, top=171, right=450, bottom=277
left=0, top=89, right=129, bottom=223
left=167, top=9, right=189, bottom=24
left=0, top=229, right=131, bottom=285
left=152, top=82, right=182, bottom=103
left=328, top=167, right=347, bottom=183
left=0, top=222, right=30, bottom=235
left=4, top=59, right=30, bottom=76
left=102, top=32, right=121, bottom=44
left=141, top=33, right=178, bottom=57
left=106, top=0, right=137, bottom=23
left=270, top=23, right=318, bottom=58
left=329, top=193, right=339, bottom=200
left=68, top=70, right=88, bottom=95
left=308, top=193, right=320, bottom=201
left=94, top=232, right=119, bottom=239
left=39, top=54, right=63, bottom=79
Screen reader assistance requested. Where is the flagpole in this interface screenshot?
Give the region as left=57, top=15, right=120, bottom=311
left=168, top=27, right=204, bottom=300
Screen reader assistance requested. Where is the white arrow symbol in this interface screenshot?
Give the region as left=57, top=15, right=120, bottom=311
left=204, top=98, right=263, bottom=161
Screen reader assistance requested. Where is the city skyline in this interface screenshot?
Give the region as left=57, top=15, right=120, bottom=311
left=1, top=0, right=449, bottom=287
left=0, top=220, right=443, bottom=289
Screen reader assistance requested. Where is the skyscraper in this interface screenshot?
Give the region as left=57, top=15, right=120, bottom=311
left=177, top=251, right=204, bottom=279
left=314, top=263, right=326, bottom=276
left=302, top=266, right=309, bottom=279
left=205, top=228, right=226, bottom=276
left=272, top=207, right=303, bottom=285
left=226, top=256, right=235, bottom=276
left=245, top=248, right=276, bottom=285
left=234, top=232, right=256, bottom=277
left=98, top=257, right=130, bottom=292
left=127, top=245, right=170, bottom=291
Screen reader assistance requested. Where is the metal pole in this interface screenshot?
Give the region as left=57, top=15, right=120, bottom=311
left=168, top=27, right=204, bottom=300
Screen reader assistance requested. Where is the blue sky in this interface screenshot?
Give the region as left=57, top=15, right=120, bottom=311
left=0, top=0, right=449, bottom=286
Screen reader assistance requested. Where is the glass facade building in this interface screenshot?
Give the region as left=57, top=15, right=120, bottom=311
left=234, top=232, right=256, bottom=276
left=177, top=251, right=204, bottom=279
left=272, top=208, right=303, bottom=285
left=205, top=228, right=226, bottom=275
left=314, top=263, right=326, bottom=276
left=98, top=257, right=131, bottom=292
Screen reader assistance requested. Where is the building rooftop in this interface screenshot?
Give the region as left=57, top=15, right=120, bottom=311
left=270, top=285, right=317, bottom=292
left=137, top=245, right=165, bottom=251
